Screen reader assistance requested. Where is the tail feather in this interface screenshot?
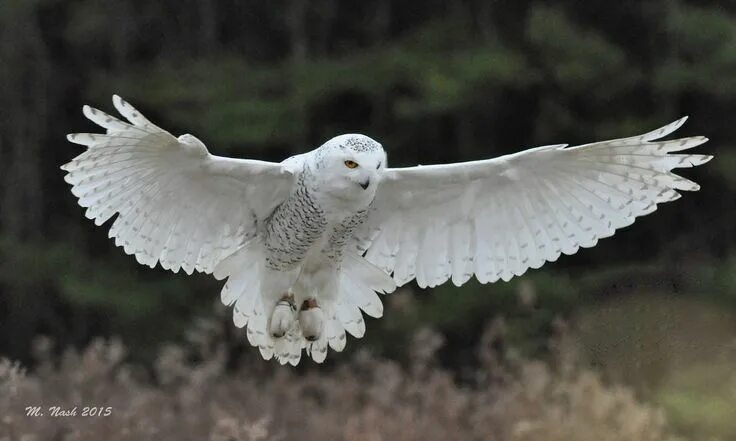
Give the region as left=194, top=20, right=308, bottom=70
left=215, top=246, right=395, bottom=365
left=274, top=329, right=302, bottom=366
left=325, top=315, right=347, bottom=352
left=343, top=252, right=397, bottom=294
left=336, top=294, right=366, bottom=338
left=308, top=335, right=329, bottom=363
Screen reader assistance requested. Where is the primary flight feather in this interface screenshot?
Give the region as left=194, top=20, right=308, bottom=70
left=63, top=95, right=712, bottom=365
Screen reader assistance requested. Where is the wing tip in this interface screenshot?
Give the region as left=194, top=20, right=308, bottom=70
left=644, top=115, right=690, bottom=141
left=669, top=115, right=688, bottom=132
left=677, top=136, right=710, bottom=152
left=112, top=94, right=128, bottom=112
left=66, top=133, right=82, bottom=144
left=82, top=104, right=102, bottom=121
left=60, top=157, right=74, bottom=171
left=686, top=154, right=714, bottom=168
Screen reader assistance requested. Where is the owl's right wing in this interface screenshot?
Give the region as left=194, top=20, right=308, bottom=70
left=63, top=95, right=296, bottom=274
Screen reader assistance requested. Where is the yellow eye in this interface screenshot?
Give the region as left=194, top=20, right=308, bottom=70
left=344, top=160, right=359, bottom=169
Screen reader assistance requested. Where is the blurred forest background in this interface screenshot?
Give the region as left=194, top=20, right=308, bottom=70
left=1, top=0, right=735, bottom=439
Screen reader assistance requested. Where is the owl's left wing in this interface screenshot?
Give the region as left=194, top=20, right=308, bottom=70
left=354, top=118, right=711, bottom=288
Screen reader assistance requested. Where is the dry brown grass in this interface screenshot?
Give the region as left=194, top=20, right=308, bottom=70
left=0, top=323, right=684, bottom=441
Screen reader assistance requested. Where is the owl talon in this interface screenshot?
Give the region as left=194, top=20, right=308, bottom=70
left=269, top=294, right=296, bottom=338
left=299, top=298, right=324, bottom=341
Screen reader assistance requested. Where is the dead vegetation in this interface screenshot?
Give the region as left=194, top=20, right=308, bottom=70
left=0, top=320, right=684, bottom=441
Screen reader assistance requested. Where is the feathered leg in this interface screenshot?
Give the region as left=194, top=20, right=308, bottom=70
left=269, top=292, right=296, bottom=338
left=299, top=298, right=324, bottom=341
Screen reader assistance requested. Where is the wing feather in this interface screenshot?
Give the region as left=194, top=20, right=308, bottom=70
left=356, top=118, right=711, bottom=286
left=63, top=95, right=295, bottom=274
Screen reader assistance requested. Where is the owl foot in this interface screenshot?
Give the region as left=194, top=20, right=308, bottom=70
left=299, top=298, right=324, bottom=342
left=269, top=293, right=296, bottom=338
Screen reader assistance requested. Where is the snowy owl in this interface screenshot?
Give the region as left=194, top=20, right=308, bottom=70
left=63, top=95, right=712, bottom=365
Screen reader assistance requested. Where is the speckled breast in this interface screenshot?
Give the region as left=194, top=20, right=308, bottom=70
left=263, top=175, right=328, bottom=271
left=262, top=178, right=370, bottom=272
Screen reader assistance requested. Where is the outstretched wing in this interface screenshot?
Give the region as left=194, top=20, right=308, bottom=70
left=63, top=95, right=296, bottom=274
left=355, top=117, right=711, bottom=288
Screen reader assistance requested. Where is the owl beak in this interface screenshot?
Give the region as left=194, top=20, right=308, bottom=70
left=359, top=179, right=370, bottom=190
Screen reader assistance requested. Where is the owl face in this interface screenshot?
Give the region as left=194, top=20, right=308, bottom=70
left=317, top=134, right=387, bottom=201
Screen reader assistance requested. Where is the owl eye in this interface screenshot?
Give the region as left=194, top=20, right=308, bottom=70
left=344, top=160, right=359, bottom=169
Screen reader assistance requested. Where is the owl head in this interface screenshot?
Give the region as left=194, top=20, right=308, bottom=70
left=315, top=134, right=387, bottom=199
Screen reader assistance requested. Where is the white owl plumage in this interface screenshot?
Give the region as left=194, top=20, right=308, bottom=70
left=63, top=95, right=711, bottom=365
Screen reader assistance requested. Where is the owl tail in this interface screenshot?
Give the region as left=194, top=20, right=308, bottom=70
left=329, top=253, right=397, bottom=339
left=213, top=241, right=397, bottom=365
left=269, top=253, right=396, bottom=365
